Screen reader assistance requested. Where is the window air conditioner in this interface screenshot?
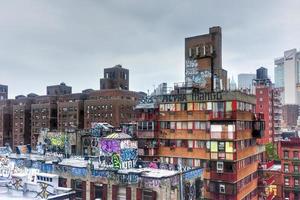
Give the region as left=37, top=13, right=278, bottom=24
left=219, top=184, right=225, bottom=194
left=217, top=161, right=224, bottom=173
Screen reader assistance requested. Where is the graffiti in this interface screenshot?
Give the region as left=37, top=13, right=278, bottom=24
left=12, top=177, right=23, bottom=191
left=92, top=170, right=109, bottom=178
left=183, top=168, right=203, bottom=181
left=91, top=123, right=105, bottom=137
left=0, top=146, right=12, bottom=154
left=112, top=153, right=121, bottom=169
left=120, top=149, right=137, bottom=161
left=143, top=178, right=161, bottom=188
left=120, top=140, right=137, bottom=149
left=118, top=174, right=138, bottom=184
left=171, top=175, right=180, bottom=187
left=36, top=182, right=54, bottom=199
left=70, top=167, right=87, bottom=177
left=32, top=161, right=42, bottom=169
left=184, top=182, right=196, bottom=200
left=100, top=140, right=120, bottom=153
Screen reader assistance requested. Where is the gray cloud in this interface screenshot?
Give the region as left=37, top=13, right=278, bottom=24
left=0, top=0, right=299, bottom=98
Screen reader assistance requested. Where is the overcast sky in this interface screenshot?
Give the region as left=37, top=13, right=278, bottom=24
left=0, top=0, right=299, bottom=98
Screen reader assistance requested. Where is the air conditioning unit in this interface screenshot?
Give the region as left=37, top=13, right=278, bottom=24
left=219, top=184, right=225, bottom=194
left=217, top=162, right=224, bottom=173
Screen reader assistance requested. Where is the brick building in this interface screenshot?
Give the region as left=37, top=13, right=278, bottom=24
left=84, top=89, right=143, bottom=128
left=136, top=89, right=265, bottom=200
left=0, top=84, right=8, bottom=100
left=185, top=26, right=227, bottom=91
left=279, top=139, right=300, bottom=199
left=100, top=65, right=129, bottom=90
left=0, top=100, right=12, bottom=147
left=57, top=93, right=87, bottom=132
left=12, top=97, right=34, bottom=149
left=47, top=82, right=72, bottom=96
left=31, top=96, right=58, bottom=147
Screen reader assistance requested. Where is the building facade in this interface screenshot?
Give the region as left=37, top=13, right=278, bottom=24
left=100, top=65, right=129, bottom=90
left=0, top=84, right=8, bottom=100
left=57, top=93, right=87, bottom=132
left=0, top=100, right=12, bottom=147
left=185, top=26, right=227, bottom=91
left=31, top=96, right=58, bottom=147
left=84, top=89, right=143, bottom=128
left=12, top=98, right=33, bottom=149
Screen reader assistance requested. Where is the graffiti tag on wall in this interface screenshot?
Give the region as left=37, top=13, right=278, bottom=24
left=100, top=140, right=120, bottom=153
left=112, top=153, right=121, bottom=169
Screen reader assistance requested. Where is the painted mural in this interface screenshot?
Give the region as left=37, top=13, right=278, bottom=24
left=98, top=138, right=138, bottom=169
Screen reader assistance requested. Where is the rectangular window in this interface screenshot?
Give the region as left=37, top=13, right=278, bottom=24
left=294, top=165, right=299, bottom=173
left=159, top=104, right=165, bottom=111
left=170, top=122, right=176, bottom=129
left=295, top=178, right=299, bottom=186
left=194, top=103, right=200, bottom=111
left=187, top=103, right=193, bottom=111
left=218, top=142, right=225, bottom=152
left=294, top=151, right=299, bottom=160
left=188, top=140, right=193, bottom=148
left=182, top=122, right=188, bottom=129
left=188, top=122, right=193, bottom=129
left=226, top=101, right=232, bottom=112
left=176, top=122, right=182, bottom=129
left=225, top=142, right=233, bottom=153
left=284, top=164, right=289, bottom=172
left=176, top=103, right=181, bottom=111
left=284, top=177, right=289, bottom=186
left=284, top=151, right=289, bottom=159
left=211, top=141, right=218, bottom=152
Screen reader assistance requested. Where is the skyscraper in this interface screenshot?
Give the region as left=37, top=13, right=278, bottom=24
left=274, top=48, right=300, bottom=105
left=237, top=73, right=256, bottom=92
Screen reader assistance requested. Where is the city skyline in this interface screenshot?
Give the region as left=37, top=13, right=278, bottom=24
left=1, top=0, right=300, bottom=98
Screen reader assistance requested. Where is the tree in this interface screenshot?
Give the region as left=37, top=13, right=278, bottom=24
left=265, top=143, right=279, bottom=161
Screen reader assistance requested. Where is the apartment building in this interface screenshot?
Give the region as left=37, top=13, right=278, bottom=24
left=84, top=89, right=143, bottom=128
left=57, top=93, right=87, bottom=132
left=279, top=139, right=300, bottom=200
left=0, top=100, right=12, bottom=147
left=31, top=96, right=58, bottom=147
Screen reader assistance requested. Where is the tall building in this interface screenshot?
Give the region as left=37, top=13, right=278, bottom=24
left=47, top=82, right=72, bottom=96
left=136, top=28, right=266, bottom=200
left=31, top=96, right=58, bottom=147
left=282, top=104, right=299, bottom=128
left=274, top=49, right=300, bottom=105
left=100, top=65, right=129, bottom=90
left=253, top=67, right=274, bottom=143
left=185, top=26, right=227, bottom=91
left=0, top=100, right=12, bottom=147
left=274, top=64, right=284, bottom=88
left=238, top=73, right=256, bottom=92
left=0, top=84, right=8, bottom=100
left=12, top=98, right=33, bottom=149
left=228, top=77, right=237, bottom=91
left=57, top=93, right=87, bottom=132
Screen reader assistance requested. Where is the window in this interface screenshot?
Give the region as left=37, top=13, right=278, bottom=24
left=284, top=151, right=289, bottom=159
left=295, top=178, right=299, bottom=186
left=294, top=151, right=299, bottom=160
left=284, top=164, right=289, bottom=172
left=187, top=103, right=193, bottom=111
left=294, top=165, right=299, bottom=173
left=284, top=177, right=289, bottom=186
